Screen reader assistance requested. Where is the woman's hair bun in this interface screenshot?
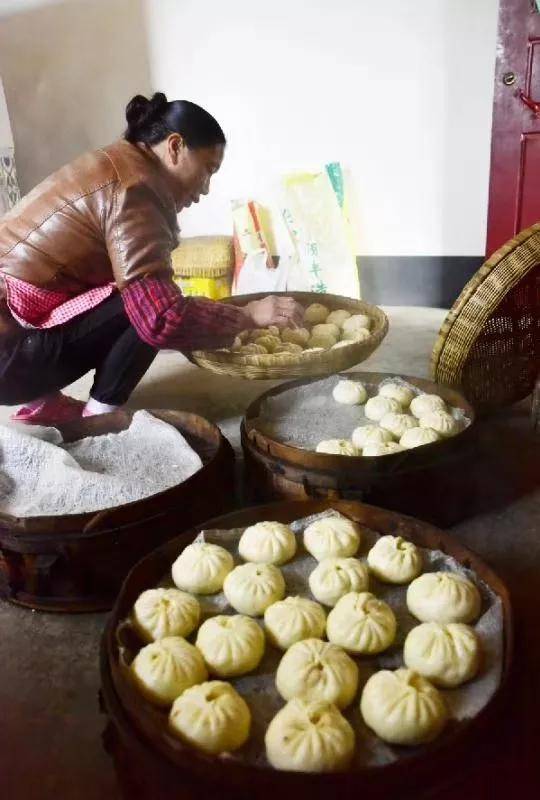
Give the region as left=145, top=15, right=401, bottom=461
left=125, top=92, right=168, bottom=130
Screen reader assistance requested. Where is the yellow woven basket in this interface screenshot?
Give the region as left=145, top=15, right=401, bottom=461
left=192, top=291, right=388, bottom=380
left=432, top=222, right=540, bottom=409
left=172, top=236, right=233, bottom=300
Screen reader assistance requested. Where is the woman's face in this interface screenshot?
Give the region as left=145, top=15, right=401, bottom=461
left=160, top=135, right=224, bottom=211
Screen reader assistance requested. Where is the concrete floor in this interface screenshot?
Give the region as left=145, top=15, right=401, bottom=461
left=1, top=306, right=539, bottom=799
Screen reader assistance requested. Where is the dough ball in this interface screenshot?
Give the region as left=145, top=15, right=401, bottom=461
left=238, top=343, right=267, bottom=355
left=223, top=562, right=285, bottom=616
left=342, top=313, right=372, bottom=334
left=172, top=543, right=234, bottom=595
left=407, top=571, right=481, bottom=624
left=265, top=698, right=355, bottom=773
left=400, top=427, right=440, bottom=448
left=332, top=379, right=368, bottom=405
left=133, top=588, right=200, bottom=643
left=404, top=622, right=480, bottom=688
left=169, top=680, right=251, bottom=754
left=378, top=382, right=415, bottom=408
left=254, top=334, right=281, bottom=353
left=311, top=322, right=341, bottom=339
left=309, top=557, right=369, bottom=607
left=367, top=535, right=422, bottom=584
left=248, top=327, right=273, bottom=341
left=340, top=327, right=371, bottom=343
left=364, top=396, right=402, bottom=421
left=326, top=591, right=397, bottom=655
left=276, top=638, right=358, bottom=709
left=379, top=412, right=417, bottom=439
left=264, top=596, right=326, bottom=650
left=315, top=439, right=359, bottom=456
left=282, top=327, right=311, bottom=346
left=195, top=615, right=265, bottom=677
left=308, top=333, right=337, bottom=350
left=362, top=441, right=405, bottom=456
left=326, top=309, right=352, bottom=328
left=268, top=325, right=281, bottom=337
left=304, top=516, right=361, bottom=561
left=131, top=636, right=208, bottom=707
left=304, top=303, right=330, bottom=325
left=237, top=329, right=251, bottom=343
left=410, top=393, right=447, bottom=418
left=230, top=336, right=243, bottom=351
left=351, top=425, right=394, bottom=449
left=239, top=520, right=297, bottom=566
left=274, top=342, right=303, bottom=354
left=419, top=410, right=460, bottom=438
left=360, top=668, right=448, bottom=745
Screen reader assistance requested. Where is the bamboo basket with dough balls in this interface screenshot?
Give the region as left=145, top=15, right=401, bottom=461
left=107, top=500, right=508, bottom=786
left=191, top=292, right=388, bottom=379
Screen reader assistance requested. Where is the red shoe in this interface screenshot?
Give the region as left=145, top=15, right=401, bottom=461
left=11, top=393, right=85, bottom=426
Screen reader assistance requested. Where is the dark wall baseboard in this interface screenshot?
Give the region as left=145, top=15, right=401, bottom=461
left=357, top=256, right=483, bottom=308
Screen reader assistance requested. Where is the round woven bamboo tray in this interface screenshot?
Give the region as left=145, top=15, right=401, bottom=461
left=432, top=223, right=540, bottom=411
left=0, top=409, right=234, bottom=612
left=100, top=499, right=512, bottom=800
left=192, top=291, right=388, bottom=379
left=241, top=371, right=476, bottom=525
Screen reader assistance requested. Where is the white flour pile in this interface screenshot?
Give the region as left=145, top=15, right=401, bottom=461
left=0, top=410, right=203, bottom=517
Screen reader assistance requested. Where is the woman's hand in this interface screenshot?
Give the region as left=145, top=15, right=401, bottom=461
left=243, top=295, right=304, bottom=329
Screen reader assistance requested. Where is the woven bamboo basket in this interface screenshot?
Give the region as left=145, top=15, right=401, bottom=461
left=431, top=223, right=540, bottom=411
left=192, top=291, right=388, bottom=379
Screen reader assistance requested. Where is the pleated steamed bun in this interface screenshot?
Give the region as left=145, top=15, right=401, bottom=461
left=360, top=668, right=448, bottom=745
left=169, top=680, right=251, bottom=754
left=367, top=535, right=422, bottom=584
left=223, top=562, right=285, bottom=616
left=407, top=571, right=481, bottom=624
left=264, top=596, right=326, bottom=650
left=132, top=588, right=200, bottom=642
left=131, top=636, right=208, bottom=706
left=403, top=622, right=480, bottom=688
left=195, top=615, right=265, bottom=677
left=304, top=516, right=361, bottom=561
left=326, top=592, right=397, bottom=655
left=172, top=542, right=234, bottom=595
left=265, top=698, right=355, bottom=772
left=276, top=638, right=358, bottom=709
left=239, top=521, right=297, bottom=566
left=309, top=557, right=369, bottom=607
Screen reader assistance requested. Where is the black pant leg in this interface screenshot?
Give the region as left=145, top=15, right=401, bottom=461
left=0, top=293, right=157, bottom=406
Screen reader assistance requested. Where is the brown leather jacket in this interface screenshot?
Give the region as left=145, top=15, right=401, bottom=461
left=0, top=139, right=179, bottom=297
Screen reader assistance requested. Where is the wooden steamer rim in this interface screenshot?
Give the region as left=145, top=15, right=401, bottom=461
left=101, top=499, right=512, bottom=799
left=0, top=409, right=234, bottom=612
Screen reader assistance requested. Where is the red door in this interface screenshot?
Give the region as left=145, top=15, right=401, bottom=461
left=486, top=0, right=540, bottom=256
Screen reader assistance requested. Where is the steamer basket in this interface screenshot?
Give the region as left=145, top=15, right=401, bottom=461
left=241, top=372, right=476, bottom=526
left=100, top=499, right=512, bottom=800
left=192, top=292, right=388, bottom=379
left=0, top=409, right=234, bottom=612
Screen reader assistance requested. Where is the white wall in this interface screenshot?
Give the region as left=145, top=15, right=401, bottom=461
left=144, top=0, right=499, bottom=256
left=0, top=79, right=14, bottom=149
left=0, top=0, right=152, bottom=193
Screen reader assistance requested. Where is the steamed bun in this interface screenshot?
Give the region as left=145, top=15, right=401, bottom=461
left=169, top=680, right=251, bottom=754
left=265, top=698, right=355, bottom=772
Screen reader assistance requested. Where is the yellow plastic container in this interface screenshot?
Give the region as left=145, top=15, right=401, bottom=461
left=171, top=236, right=234, bottom=300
